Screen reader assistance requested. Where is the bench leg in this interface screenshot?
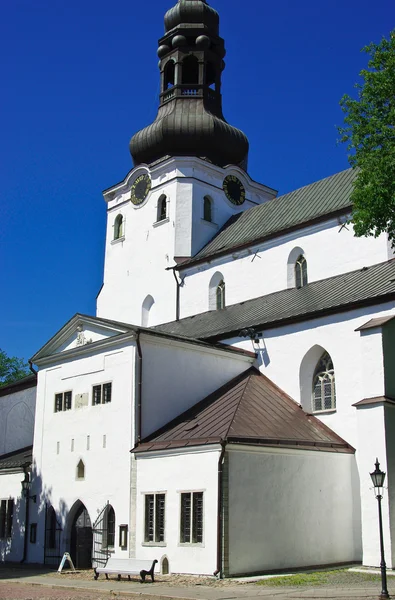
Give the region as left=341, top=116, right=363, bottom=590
left=118, top=574, right=121, bottom=581
left=140, top=569, right=147, bottom=583
left=128, top=575, right=131, bottom=581
left=93, top=568, right=99, bottom=580
left=105, top=573, right=109, bottom=580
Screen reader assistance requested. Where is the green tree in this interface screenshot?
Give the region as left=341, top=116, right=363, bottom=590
left=338, top=31, right=395, bottom=243
left=0, top=349, right=30, bottom=387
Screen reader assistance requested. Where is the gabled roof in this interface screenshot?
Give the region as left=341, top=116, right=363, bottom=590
left=154, top=259, right=395, bottom=340
left=355, top=315, right=395, bottom=331
left=0, top=446, right=32, bottom=472
left=133, top=368, right=354, bottom=454
left=178, top=168, right=356, bottom=269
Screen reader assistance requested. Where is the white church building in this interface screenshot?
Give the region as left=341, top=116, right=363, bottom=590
left=2, top=0, right=395, bottom=578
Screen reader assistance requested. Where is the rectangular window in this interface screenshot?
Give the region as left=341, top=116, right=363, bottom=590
left=30, top=523, right=37, bottom=543
left=144, top=493, right=165, bottom=543
left=119, top=524, right=128, bottom=550
left=0, top=499, right=14, bottom=539
left=92, top=382, right=112, bottom=405
left=180, top=492, right=203, bottom=544
left=54, top=391, right=72, bottom=412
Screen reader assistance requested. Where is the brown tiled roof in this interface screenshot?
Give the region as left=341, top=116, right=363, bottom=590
left=133, top=368, right=353, bottom=454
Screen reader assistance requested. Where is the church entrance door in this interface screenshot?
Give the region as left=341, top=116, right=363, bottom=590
left=70, top=503, right=93, bottom=568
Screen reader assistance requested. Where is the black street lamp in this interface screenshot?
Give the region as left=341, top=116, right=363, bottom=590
left=370, top=458, right=390, bottom=599
left=21, top=472, right=36, bottom=503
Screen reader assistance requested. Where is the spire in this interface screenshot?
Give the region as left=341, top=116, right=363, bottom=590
left=129, top=0, right=249, bottom=170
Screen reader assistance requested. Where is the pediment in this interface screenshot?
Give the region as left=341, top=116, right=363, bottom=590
left=31, top=314, right=136, bottom=364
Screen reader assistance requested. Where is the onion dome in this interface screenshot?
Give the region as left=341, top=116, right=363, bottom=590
left=129, top=0, right=249, bottom=171
left=164, top=0, right=219, bottom=35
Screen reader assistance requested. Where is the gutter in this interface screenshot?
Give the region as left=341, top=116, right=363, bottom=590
left=29, top=360, right=37, bottom=376
left=172, top=269, right=181, bottom=321
left=214, top=440, right=227, bottom=579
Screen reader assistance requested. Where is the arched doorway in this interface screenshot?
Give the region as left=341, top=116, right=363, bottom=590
left=69, top=502, right=93, bottom=568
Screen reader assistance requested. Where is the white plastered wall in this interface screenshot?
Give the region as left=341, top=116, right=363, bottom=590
left=97, top=157, right=275, bottom=327
left=0, top=473, right=26, bottom=562
left=179, top=221, right=389, bottom=319
left=227, top=446, right=361, bottom=575
left=28, top=341, right=136, bottom=563
left=0, top=386, right=36, bottom=455
left=134, top=447, right=220, bottom=575
left=139, top=333, right=254, bottom=438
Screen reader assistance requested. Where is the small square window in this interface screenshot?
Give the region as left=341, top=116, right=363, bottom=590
left=54, top=391, right=72, bottom=412
left=92, top=383, right=112, bottom=406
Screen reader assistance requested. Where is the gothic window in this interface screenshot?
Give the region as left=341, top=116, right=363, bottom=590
left=157, top=195, right=167, bottom=221
left=216, top=280, right=225, bottom=310
left=164, top=60, right=175, bottom=89
left=144, top=493, right=165, bottom=543
left=92, top=382, right=112, bottom=405
left=182, top=55, right=199, bottom=85
left=203, top=196, right=212, bottom=222
left=54, top=391, right=72, bottom=412
left=180, top=492, right=203, bottom=544
left=103, top=505, right=115, bottom=549
left=76, top=460, right=85, bottom=480
left=114, top=214, right=124, bottom=240
left=209, top=272, right=225, bottom=310
left=312, top=352, right=336, bottom=412
left=295, top=255, right=308, bottom=288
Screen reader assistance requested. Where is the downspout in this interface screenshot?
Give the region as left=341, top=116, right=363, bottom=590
left=171, top=269, right=181, bottom=321
left=29, top=360, right=37, bottom=376
left=135, top=332, right=143, bottom=445
left=20, top=470, right=30, bottom=563
left=214, top=441, right=227, bottom=578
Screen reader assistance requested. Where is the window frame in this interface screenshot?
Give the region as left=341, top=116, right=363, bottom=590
left=295, top=255, right=308, bottom=289
left=157, top=195, right=168, bottom=222
left=92, top=382, right=112, bottom=406
left=312, top=352, right=336, bottom=413
left=179, top=491, right=204, bottom=545
left=113, top=214, right=125, bottom=241
left=54, top=391, right=72, bottom=413
left=143, top=492, right=166, bottom=546
left=0, top=499, right=14, bottom=539
left=216, top=280, right=225, bottom=310
left=203, top=196, right=213, bottom=222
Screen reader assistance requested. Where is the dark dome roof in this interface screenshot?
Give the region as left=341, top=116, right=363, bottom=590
left=164, top=0, right=219, bottom=35
left=129, top=100, right=249, bottom=169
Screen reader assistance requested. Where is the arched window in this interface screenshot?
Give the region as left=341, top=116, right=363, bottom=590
left=157, top=195, right=167, bottom=221
left=216, top=280, right=225, bottom=310
left=161, top=556, right=169, bottom=575
left=164, top=61, right=175, bottom=89
left=182, top=55, right=199, bottom=85
left=114, top=214, right=124, bottom=240
left=76, top=459, right=85, bottom=480
left=203, top=196, right=212, bottom=222
left=295, top=255, right=308, bottom=288
left=209, top=271, right=225, bottom=310
left=312, top=352, right=336, bottom=412
left=103, top=505, right=115, bottom=549
left=142, top=295, right=155, bottom=327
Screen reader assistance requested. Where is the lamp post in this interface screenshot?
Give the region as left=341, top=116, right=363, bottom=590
left=21, top=472, right=36, bottom=503
left=370, top=458, right=390, bottom=600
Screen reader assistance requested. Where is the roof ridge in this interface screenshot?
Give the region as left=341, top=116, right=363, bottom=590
left=222, top=369, right=256, bottom=440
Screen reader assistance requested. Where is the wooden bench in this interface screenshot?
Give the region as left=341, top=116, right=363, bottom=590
left=94, top=558, right=158, bottom=582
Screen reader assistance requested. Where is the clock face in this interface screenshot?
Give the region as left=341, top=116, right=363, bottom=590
left=131, top=173, right=151, bottom=205
left=223, top=175, right=246, bottom=205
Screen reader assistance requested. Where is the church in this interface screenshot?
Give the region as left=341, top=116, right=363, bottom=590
left=1, top=0, right=395, bottom=578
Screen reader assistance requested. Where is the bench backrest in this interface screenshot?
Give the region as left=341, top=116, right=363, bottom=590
left=105, top=558, right=155, bottom=571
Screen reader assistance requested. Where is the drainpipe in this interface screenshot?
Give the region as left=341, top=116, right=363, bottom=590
left=135, top=332, right=143, bottom=445
left=214, top=441, right=226, bottom=578
left=171, top=268, right=181, bottom=321
left=29, top=360, right=37, bottom=376
left=20, top=470, right=30, bottom=563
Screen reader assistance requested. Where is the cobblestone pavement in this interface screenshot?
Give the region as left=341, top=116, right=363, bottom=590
left=0, top=581, right=135, bottom=600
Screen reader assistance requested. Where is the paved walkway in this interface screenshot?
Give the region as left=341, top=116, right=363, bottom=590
left=0, top=566, right=393, bottom=600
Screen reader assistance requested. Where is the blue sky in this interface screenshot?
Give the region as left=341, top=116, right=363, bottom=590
left=0, top=0, right=392, bottom=363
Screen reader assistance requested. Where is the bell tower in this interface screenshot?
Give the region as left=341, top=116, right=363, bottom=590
left=130, top=0, right=249, bottom=170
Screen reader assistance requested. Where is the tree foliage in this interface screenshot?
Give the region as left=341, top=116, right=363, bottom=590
left=0, top=349, right=30, bottom=387
left=338, top=31, right=395, bottom=243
